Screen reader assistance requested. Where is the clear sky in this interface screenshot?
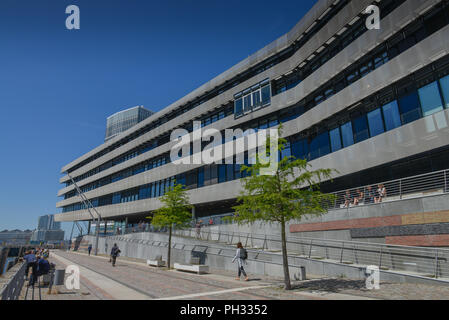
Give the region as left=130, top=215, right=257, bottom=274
left=0, top=0, right=317, bottom=237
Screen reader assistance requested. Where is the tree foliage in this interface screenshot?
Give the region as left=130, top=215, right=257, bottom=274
left=231, top=127, right=337, bottom=289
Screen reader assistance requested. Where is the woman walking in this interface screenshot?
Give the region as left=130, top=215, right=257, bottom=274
left=232, top=242, right=249, bottom=281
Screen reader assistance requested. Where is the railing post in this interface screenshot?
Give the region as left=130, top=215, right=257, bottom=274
left=444, top=170, right=448, bottom=193
left=379, top=246, right=383, bottom=268
left=399, top=179, right=402, bottom=200
left=340, top=242, right=344, bottom=263
left=308, top=240, right=313, bottom=258
left=435, top=250, right=439, bottom=279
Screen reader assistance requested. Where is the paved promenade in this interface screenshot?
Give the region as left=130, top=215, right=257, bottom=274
left=17, top=250, right=449, bottom=300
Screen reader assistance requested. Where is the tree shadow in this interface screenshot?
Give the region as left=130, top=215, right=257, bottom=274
left=291, top=278, right=376, bottom=293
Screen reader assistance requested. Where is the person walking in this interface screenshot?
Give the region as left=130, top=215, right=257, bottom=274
left=110, top=243, right=121, bottom=267
left=232, top=242, right=249, bottom=281
left=87, top=244, right=92, bottom=256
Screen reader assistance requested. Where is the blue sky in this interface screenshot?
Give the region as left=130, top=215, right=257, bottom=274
left=0, top=0, right=317, bottom=237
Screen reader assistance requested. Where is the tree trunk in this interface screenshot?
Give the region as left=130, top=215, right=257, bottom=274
left=168, top=226, right=172, bottom=269
left=281, top=218, right=291, bottom=290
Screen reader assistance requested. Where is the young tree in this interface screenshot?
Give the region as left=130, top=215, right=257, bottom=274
left=151, top=182, right=193, bottom=269
left=232, top=129, right=336, bottom=290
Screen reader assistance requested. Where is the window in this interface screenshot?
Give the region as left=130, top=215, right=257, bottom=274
left=218, top=164, right=226, bottom=183
left=398, top=90, right=421, bottom=124
left=198, top=167, right=204, bottom=188
left=281, top=141, right=291, bottom=160
left=367, top=108, right=385, bottom=137
left=382, top=101, right=401, bottom=131
left=309, top=132, right=330, bottom=160
left=261, top=84, right=271, bottom=105
left=226, top=164, right=234, bottom=182
left=329, top=127, right=342, bottom=152
left=418, top=81, right=443, bottom=116
left=243, top=94, right=252, bottom=113
left=252, top=90, right=261, bottom=108
left=341, top=121, right=354, bottom=148
left=234, top=164, right=241, bottom=179
left=234, top=98, right=243, bottom=117
left=352, top=115, right=369, bottom=143
left=439, top=75, right=449, bottom=109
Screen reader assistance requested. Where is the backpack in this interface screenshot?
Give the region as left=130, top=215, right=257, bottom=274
left=240, top=248, right=248, bottom=260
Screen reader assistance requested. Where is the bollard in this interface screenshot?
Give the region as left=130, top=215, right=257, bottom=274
left=0, top=247, right=10, bottom=276
left=54, top=270, right=65, bottom=286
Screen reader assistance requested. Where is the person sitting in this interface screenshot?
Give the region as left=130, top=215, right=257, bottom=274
left=377, top=184, right=387, bottom=203
left=353, top=189, right=364, bottom=206
left=344, top=190, right=352, bottom=208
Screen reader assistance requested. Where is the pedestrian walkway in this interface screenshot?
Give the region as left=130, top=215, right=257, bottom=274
left=26, top=250, right=449, bottom=300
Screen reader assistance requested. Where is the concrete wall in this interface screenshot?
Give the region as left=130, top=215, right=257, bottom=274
left=82, top=230, right=449, bottom=286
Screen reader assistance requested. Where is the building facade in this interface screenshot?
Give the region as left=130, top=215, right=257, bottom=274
left=31, top=214, right=65, bottom=244
left=105, top=106, right=154, bottom=142
left=55, top=0, right=449, bottom=244
left=0, top=230, right=32, bottom=245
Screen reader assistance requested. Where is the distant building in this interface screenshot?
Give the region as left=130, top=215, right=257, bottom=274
left=30, top=214, right=64, bottom=244
left=105, top=106, right=154, bottom=142
left=0, top=230, right=32, bottom=245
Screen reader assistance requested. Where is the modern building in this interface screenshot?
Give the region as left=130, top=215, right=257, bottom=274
left=105, top=106, right=154, bottom=142
left=56, top=0, right=449, bottom=246
left=30, top=214, right=65, bottom=244
left=0, top=230, right=32, bottom=245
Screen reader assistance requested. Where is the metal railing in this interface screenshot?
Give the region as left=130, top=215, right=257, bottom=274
left=0, top=262, right=27, bottom=300
left=149, top=228, right=449, bottom=279
left=329, top=169, right=449, bottom=210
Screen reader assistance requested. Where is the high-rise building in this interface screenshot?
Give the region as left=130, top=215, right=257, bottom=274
left=31, top=214, right=64, bottom=243
left=55, top=0, right=449, bottom=246
left=105, top=106, right=154, bottom=142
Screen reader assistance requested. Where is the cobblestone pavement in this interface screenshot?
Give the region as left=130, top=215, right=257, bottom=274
left=35, top=250, right=449, bottom=300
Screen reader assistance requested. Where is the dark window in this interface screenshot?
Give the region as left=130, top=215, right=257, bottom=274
left=291, top=138, right=309, bottom=160
left=234, top=98, right=243, bottom=117
left=218, top=164, right=226, bottom=183
left=398, top=90, right=421, bottom=124
left=352, top=115, right=370, bottom=143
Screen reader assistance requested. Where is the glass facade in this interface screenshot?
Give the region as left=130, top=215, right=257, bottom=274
left=61, top=2, right=449, bottom=215
left=105, top=106, right=153, bottom=142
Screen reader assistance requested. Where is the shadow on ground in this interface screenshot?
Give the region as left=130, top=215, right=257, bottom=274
left=291, top=278, right=387, bottom=293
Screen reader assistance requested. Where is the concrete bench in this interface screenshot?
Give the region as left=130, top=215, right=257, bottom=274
left=174, top=263, right=209, bottom=275
left=147, top=255, right=165, bottom=267
left=147, top=259, right=165, bottom=267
